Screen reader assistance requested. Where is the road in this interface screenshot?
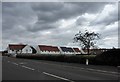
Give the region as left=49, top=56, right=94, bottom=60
left=2, top=56, right=119, bottom=82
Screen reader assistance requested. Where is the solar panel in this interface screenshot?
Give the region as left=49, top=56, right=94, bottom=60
left=60, top=47, right=74, bottom=52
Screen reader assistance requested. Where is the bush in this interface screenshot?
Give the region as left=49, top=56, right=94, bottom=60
left=95, top=49, right=120, bottom=66
left=16, top=54, right=96, bottom=64
left=16, top=49, right=120, bottom=66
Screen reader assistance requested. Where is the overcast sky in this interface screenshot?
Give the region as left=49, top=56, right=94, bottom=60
left=1, top=2, right=119, bottom=50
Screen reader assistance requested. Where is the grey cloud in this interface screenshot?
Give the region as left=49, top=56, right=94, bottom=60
left=25, top=2, right=109, bottom=32
left=31, top=2, right=63, bottom=12
left=76, top=16, right=87, bottom=25
left=91, top=12, right=118, bottom=26
left=2, top=2, right=36, bottom=31
left=118, top=1, right=120, bottom=20
left=90, top=3, right=118, bottom=26
left=2, top=2, right=118, bottom=50
left=2, top=2, right=108, bottom=32
left=27, top=22, right=57, bottom=32
left=31, top=2, right=108, bottom=24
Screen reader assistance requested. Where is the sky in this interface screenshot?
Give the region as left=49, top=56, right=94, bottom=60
left=1, top=1, right=119, bottom=50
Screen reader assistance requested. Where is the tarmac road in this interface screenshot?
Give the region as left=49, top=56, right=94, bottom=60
left=2, top=56, right=119, bottom=82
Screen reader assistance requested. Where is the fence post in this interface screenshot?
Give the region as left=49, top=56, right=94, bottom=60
left=86, top=59, right=89, bottom=65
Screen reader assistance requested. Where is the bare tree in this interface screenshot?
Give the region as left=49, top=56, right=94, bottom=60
left=74, top=30, right=100, bottom=54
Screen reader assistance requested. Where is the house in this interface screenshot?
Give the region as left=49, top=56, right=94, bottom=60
left=7, top=44, right=33, bottom=55
left=59, top=47, right=75, bottom=55
left=73, top=48, right=81, bottom=55
left=37, top=45, right=60, bottom=55
left=30, top=46, right=37, bottom=54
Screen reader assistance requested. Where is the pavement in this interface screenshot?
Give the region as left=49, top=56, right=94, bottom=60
left=2, top=56, right=120, bottom=82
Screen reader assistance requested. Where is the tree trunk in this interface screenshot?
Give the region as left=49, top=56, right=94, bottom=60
left=87, top=48, right=89, bottom=55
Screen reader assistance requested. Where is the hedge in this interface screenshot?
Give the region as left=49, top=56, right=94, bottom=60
left=16, top=54, right=96, bottom=64
left=16, top=49, right=120, bottom=66
left=95, top=49, right=120, bottom=66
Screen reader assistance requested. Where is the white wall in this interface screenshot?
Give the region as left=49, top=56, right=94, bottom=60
left=8, top=45, right=33, bottom=54
left=8, top=48, right=22, bottom=54
left=39, top=51, right=60, bottom=55
left=58, top=46, right=64, bottom=55
left=36, top=46, right=41, bottom=54
left=79, top=48, right=86, bottom=54
left=63, top=52, right=75, bottom=55
left=75, top=52, right=81, bottom=54
left=22, top=45, right=32, bottom=53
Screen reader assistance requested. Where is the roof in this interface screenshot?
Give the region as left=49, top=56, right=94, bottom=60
left=38, top=45, right=60, bottom=52
left=60, top=47, right=74, bottom=52
left=8, top=44, right=26, bottom=50
left=30, top=46, right=37, bottom=53
left=73, top=48, right=81, bottom=52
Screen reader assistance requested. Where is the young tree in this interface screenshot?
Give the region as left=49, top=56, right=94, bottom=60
left=74, top=30, right=100, bottom=54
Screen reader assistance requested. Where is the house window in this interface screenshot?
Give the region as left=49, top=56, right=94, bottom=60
left=26, top=50, right=28, bottom=53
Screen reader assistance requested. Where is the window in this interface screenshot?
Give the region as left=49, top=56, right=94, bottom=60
left=26, top=49, right=28, bottom=53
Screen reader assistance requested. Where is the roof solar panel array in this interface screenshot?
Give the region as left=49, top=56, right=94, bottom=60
left=60, top=47, right=74, bottom=52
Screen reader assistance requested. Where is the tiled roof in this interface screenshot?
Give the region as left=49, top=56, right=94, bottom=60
left=60, top=47, right=74, bottom=52
left=73, top=48, right=81, bottom=52
left=9, top=44, right=26, bottom=50
left=38, top=45, right=60, bottom=52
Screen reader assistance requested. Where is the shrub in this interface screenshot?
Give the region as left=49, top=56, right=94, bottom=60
left=95, top=49, right=120, bottom=66
left=16, top=54, right=96, bottom=65
left=16, top=49, right=120, bottom=66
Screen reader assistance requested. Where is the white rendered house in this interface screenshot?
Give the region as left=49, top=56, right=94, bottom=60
left=37, top=45, right=60, bottom=55
left=7, top=44, right=33, bottom=54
